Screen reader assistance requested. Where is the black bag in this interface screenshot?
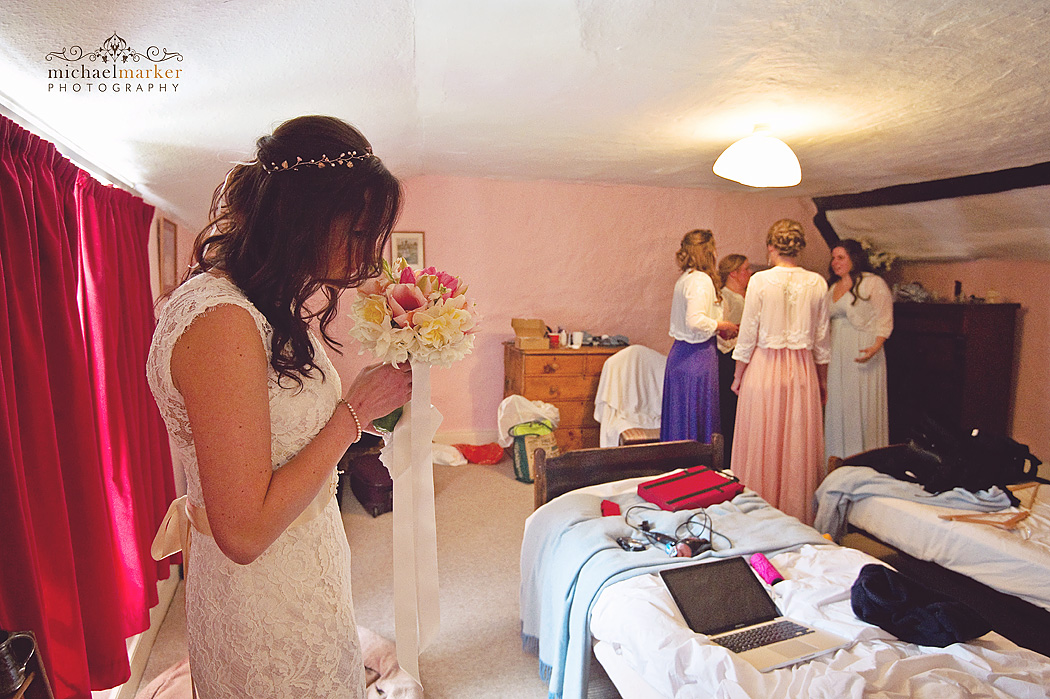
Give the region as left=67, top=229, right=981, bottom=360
left=843, top=414, right=1043, bottom=500
left=841, top=441, right=947, bottom=489
left=910, top=414, right=1043, bottom=494
left=349, top=452, right=393, bottom=518
left=966, top=430, right=1042, bottom=486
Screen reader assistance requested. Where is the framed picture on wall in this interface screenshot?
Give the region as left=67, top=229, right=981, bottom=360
left=158, top=217, right=178, bottom=293
left=390, top=230, right=425, bottom=268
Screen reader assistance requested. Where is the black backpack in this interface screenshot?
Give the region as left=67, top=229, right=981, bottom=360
left=842, top=414, right=1043, bottom=500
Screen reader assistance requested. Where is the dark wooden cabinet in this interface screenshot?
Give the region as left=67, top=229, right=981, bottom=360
left=885, top=302, right=1019, bottom=443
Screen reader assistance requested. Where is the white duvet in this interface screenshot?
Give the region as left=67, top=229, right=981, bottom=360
left=590, top=545, right=1050, bottom=699
left=847, top=485, right=1050, bottom=611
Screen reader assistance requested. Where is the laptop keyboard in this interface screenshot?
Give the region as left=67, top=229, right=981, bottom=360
left=715, top=620, right=814, bottom=653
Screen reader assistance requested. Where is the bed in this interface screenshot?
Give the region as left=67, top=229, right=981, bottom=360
left=814, top=460, right=1050, bottom=656
left=521, top=440, right=1050, bottom=699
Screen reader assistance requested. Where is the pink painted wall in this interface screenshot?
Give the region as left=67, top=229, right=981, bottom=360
left=151, top=176, right=1045, bottom=473
left=891, top=260, right=1050, bottom=476
left=325, top=175, right=818, bottom=439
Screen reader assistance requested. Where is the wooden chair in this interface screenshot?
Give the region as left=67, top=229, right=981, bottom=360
left=617, top=427, right=662, bottom=446
left=532, top=435, right=724, bottom=509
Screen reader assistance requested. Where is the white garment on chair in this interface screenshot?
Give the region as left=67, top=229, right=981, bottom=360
left=593, top=345, right=668, bottom=447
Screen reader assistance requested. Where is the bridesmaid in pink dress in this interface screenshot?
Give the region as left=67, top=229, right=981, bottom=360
left=730, top=220, right=830, bottom=524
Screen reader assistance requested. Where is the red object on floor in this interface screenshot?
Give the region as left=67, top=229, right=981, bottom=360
left=601, top=500, right=621, bottom=517
left=452, top=443, right=505, bottom=465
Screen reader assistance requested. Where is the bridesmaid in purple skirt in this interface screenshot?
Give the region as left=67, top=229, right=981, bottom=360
left=660, top=229, right=739, bottom=443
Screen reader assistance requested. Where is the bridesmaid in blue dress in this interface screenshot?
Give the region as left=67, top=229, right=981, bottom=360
left=824, top=239, right=894, bottom=461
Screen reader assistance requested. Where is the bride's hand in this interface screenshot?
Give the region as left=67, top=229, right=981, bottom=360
left=343, top=362, right=412, bottom=430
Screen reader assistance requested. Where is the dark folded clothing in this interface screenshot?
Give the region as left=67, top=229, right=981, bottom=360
left=851, top=564, right=991, bottom=647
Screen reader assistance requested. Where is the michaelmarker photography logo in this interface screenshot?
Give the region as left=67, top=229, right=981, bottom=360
left=45, top=32, right=183, bottom=94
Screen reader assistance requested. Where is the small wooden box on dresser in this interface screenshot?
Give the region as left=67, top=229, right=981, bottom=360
left=503, top=342, right=624, bottom=452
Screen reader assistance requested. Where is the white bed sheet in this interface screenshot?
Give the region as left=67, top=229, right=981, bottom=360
left=590, top=545, right=1050, bottom=699
left=846, top=484, right=1050, bottom=611
left=593, top=640, right=665, bottom=699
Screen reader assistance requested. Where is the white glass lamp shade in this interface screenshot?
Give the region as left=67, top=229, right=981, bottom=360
left=713, top=129, right=801, bottom=188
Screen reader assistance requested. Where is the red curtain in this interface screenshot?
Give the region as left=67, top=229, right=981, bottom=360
left=0, top=115, right=175, bottom=698
left=77, top=171, right=176, bottom=638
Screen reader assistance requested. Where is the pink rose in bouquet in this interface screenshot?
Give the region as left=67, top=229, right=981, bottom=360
left=349, top=257, right=477, bottom=368
left=349, top=258, right=477, bottom=431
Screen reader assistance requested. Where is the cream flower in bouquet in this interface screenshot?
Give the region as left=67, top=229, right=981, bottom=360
left=349, top=257, right=477, bottom=367
left=349, top=258, right=477, bottom=431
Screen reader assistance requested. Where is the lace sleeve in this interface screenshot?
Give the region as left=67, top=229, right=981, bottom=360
left=146, top=275, right=271, bottom=446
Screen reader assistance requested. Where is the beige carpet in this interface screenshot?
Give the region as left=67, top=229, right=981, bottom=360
left=134, top=455, right=621, bottom=698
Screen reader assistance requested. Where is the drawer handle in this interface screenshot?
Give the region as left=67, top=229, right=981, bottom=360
left=548, top=386, right=561, bottom=398
left=543, top=361, right=560, bottom=373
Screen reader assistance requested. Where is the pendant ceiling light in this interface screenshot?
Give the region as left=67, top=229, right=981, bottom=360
left=713, top=125, right=801, bottom=188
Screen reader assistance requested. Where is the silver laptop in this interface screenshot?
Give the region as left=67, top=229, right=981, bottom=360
left=659, top=556, right=851, bottom=672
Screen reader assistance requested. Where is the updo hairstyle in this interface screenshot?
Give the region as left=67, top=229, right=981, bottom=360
left=766, top=219, right=807, bottom=257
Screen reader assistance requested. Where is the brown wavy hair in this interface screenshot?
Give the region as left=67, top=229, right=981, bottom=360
left=766, top=219, right=806, bottom=257
left=676, top=229, right=722, bottom=301
left=185, top=115, right=403, bottom=387
left=828, top=238, right=874, bottom=305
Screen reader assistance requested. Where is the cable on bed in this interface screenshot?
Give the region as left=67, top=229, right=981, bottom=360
left=622, top=503, right=733, bottom=554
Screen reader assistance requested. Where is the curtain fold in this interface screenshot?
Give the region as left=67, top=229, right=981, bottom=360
left=0, top=115, right=175, bottom=698
left=77, top=172, right=176, bottom=639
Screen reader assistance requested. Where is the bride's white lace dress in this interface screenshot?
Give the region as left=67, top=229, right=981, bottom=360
left=146, top=273, right=365, bottom=698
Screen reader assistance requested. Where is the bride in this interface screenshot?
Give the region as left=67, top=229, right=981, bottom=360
left=147, top=115, right=412, bottom=697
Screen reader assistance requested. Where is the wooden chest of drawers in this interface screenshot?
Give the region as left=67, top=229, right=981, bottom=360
left=503, top=342, right=623, bottom=452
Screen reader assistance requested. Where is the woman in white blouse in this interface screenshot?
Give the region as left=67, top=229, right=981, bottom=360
left=661, top=229, right=738, bottom=442
left=731, top=220, right=830, bottom=524
left=824, top=239, right=894, bottom=461
left=716, top=254, right=751, bottom=466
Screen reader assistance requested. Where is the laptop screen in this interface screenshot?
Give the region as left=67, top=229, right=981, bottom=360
left=660, top=556, right=782, bottom=636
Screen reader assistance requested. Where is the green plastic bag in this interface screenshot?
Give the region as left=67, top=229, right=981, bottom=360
left=511, top=429, right=559, bottom=484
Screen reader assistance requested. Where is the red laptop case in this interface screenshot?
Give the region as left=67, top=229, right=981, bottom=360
left=637, top=466, right=744, bottom=511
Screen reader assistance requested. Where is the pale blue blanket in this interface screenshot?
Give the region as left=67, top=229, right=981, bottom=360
left=813, top=465, right=1012, bottom=541
left=520, top=487, right=829, bottom=699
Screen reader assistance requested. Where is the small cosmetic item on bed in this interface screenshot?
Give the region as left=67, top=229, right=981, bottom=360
left=600, top=499, right=621, bottom=516
left=673, top=537, right=711, bottom=557
left=748, top=552, right=784, bottom=585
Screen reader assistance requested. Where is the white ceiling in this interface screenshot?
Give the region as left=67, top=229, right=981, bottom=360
left=2, top=0, right=1050, bottom=258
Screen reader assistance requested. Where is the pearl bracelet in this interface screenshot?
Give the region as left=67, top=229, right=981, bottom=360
left=338, top=399, right=362, bottom=444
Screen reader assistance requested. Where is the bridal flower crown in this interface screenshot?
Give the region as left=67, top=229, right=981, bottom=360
left=261, top=149, right=376, bottom=173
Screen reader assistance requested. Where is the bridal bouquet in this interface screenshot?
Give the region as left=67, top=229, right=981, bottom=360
left=349, top=258, right=477, bottom=367
left=347, top=257, right=478, bottom=681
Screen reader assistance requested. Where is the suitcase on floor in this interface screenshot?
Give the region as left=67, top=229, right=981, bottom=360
left=349, top=452, right=393, bottom=517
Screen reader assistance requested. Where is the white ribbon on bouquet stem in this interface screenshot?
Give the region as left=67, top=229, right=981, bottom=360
left=379, top=359, right=441, bottom=685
